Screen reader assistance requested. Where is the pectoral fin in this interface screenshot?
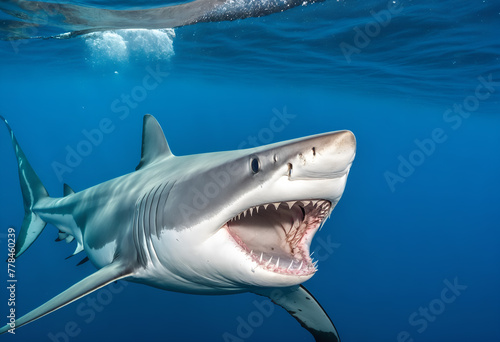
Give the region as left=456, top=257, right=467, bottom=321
left=253, top=285, right=340, bottom=342
left=0, top=262, right=132, bottom=334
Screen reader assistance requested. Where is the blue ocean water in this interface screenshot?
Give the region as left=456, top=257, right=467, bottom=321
left=0, top=0, right=499, bottom=341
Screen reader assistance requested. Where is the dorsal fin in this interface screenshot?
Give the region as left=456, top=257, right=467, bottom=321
left=136, top=114, right=172, bottom=170
left=63, top=183, right=75, bottom=196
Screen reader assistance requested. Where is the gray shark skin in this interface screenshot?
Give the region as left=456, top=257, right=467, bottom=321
left=1, top=0, right=325, bottom=40
left=0, top=114, right=355, bottom=341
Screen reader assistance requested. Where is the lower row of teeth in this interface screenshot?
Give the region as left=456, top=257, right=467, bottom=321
left=249, top=250, right=318, bottom=272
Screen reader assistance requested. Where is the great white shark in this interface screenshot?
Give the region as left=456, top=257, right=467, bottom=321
left=0, top=114, right=355, bottom=341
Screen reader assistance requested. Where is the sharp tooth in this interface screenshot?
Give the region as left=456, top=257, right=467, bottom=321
left=250, top=250, right=253, bottom=256
left=238, top=213, right=242, bottom=220
left=310, top=251, right=315, bottom=257
left=313, top=260, right=319, bottom=268
left=266, top=256, right=273, bottom=266
left=273, top=202, right=280, bottom=210
left=243, top=210, right=247, bottom=218
left=255, top=206, right=259, bottom=214
left=301, top=200, right=311, bottom=206
left=276, top=257, right=280, bottom=268
left=263, top=204, right=269, bottom=210
left=249, top=207, right=254, bottom=216
left=311, top=200, right=318, bottom=207
left=287, top=260, right=294, bottom=270
left=286, top=201, right=296, bottom=209
left=259, top=252, right=263, bottom=263
left=299, top=261, right=303, bottom=269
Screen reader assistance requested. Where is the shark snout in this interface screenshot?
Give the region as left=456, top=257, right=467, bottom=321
left=288, top=130, right=356, bottom=180
left=328, top=130, right=356, bottom=156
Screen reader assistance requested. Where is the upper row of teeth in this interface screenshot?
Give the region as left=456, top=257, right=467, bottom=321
left=231, top=200, right=329, bottom=221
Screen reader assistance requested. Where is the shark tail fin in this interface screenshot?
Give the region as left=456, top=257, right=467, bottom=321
left=1, top=115, right=49, bottom=258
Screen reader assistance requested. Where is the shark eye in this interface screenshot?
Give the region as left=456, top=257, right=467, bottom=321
left=250, top=157, right=260, bottom=174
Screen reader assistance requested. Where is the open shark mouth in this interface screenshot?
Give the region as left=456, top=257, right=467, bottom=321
left=224, top=200, right=332, bottom=276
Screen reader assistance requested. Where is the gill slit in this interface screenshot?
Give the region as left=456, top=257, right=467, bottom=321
left=133, top=182, right=174, bottom=268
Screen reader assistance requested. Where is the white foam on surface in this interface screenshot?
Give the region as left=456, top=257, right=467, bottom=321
left=85, top=28, right=175, bottom=63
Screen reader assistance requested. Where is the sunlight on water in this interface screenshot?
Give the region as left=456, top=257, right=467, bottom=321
left=84, top=29, right=175, bottom=63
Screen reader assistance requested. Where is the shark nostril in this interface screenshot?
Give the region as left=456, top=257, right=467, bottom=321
left=312, top=147, right=316, bottom=156
left=287, top=163, right=293, bottom=177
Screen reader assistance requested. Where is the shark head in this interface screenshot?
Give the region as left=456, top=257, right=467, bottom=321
left=136, top=116, right=356, bottom=293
